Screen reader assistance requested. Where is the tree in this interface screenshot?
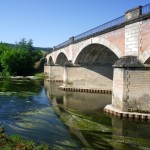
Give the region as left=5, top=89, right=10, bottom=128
left=1, top=48, right=34, bottom=76
left=0, top=38, right=44, bottom=76
left=0, top=42, right=11, bottom=72
left=16, top=38, right=34, bottom=51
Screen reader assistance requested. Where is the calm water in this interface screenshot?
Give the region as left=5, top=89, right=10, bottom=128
left=0, top=79, right=150, bottom=149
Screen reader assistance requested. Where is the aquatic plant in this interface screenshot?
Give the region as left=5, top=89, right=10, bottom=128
left=0, top=127, right=49, bottom=149
left=53, top=104, right=150, bottom=150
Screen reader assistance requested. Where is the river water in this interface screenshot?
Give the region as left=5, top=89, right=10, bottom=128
left=0, top=79, right=150, bottom=149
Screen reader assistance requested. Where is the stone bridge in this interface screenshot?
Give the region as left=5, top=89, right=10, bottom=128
left=45, top=4, right=150, bottom=116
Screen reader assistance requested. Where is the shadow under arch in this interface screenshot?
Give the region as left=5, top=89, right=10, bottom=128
left=45, top=57, right=48, bottom=64
left=55, top=52, right=68, bottom=66
left=48, top=56, right=54, bottom=65
left=74, top=44, right=119, bottom=80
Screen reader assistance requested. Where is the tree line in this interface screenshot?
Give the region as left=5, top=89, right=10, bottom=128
left=0, top=38, right=46, bottom=76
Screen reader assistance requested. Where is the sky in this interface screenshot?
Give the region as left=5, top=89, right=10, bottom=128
left=0, top=0, right=150, bottom=48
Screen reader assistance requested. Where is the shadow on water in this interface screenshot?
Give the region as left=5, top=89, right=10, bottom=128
left=45, top=81, right=150, bottom=150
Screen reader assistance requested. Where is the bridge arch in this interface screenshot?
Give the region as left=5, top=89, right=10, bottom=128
left=55, top=52, right=68, bottom=66
left=74, top=43, right=119, bottom=80
left=73, top=38, right=122, bottom=64
left=48, top=56, right=54, bottom=65
left=74, top=43, right=119, bottom=65
left=45, top=57, right=48, bottom=64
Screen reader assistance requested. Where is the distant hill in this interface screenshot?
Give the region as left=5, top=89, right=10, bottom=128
left=34, top=46, right=53, bottom=53
left=5, top=43, right=53, bottom=53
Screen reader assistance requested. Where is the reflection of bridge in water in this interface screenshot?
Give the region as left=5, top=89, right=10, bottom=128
left=45, top=4, right=150, bottom=117
left=44, top=81, right=111, bottom=113
left=44, top=81, right=150, bottom=149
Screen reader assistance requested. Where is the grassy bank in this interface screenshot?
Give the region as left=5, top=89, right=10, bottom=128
left=0, top=127, right=48, bottom=150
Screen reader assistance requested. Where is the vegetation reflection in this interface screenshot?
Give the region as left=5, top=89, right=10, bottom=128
left=0, top=79, right=43, bottom=97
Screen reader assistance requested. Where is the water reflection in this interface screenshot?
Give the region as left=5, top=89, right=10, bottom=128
left=0, top=79, right=81, bottom=149
left=44, top=81, right=112, bottom=113
left=0, top=79, right=150, bottom=150
left=45, top=81, right=150, bottom=150
left=112, top=117, right=150, bottom=139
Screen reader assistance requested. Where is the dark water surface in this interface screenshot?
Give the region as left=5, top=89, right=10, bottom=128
left=0, top=79, right=150, bottom=149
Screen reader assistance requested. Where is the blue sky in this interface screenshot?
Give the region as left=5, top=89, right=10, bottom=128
left=0, top=0, right=150, bottom=47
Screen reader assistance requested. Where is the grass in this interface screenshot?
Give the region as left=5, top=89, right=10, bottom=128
left=0, top=127, right=49, bottom=150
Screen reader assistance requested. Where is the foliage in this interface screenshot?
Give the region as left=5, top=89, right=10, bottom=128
left=34, top=57, right=45, bottom=73
left=1, top=48, right=34, bottom=76
left=0, top=39, right=45, bottom=76
left=0, top=42, right=12, bottom=72
left=1, top=69, right=10, bottom=78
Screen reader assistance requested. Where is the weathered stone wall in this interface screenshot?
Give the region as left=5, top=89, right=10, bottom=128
left=44, top=65, right=50, bottom=76
left=125, top=68, right=150, bottom=112
left=112, top=68, right=125, bottom=111
left=49, top=66, right=64, bottom=81
left=44, top=65, right=64, bottom=81
left=63, top=66, right=113, bottom=90
left=112, top=67, right=150, bottom=112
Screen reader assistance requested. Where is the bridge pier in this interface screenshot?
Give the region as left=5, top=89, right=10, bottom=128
left=44, top=65, right=64, bottom=82
left=105, top=56, right=150, bottom=115
left=60, top=65, right=113, bottom=92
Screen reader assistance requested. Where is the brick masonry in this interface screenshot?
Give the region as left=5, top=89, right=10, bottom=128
left=125, top=22, right=141, bottom=56
left=141, top=19, right=150, bottom=53
left=112, top=67, right=150, bottom=113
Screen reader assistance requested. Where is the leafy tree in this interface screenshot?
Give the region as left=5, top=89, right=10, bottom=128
left=0, top=38, right=44, bottom=76
left=0, top=42, right=11, bottom=71
left=16, top=38, right=34, bottom=51
left=1, top=49, right=34, bottom=76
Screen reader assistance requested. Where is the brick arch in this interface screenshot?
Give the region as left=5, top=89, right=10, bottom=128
left=46, top=54, right=53, bottom=64
left=139, top=47, right=150, bottom=63
left=55, top=52, right=69, bottom=65
left=48, top=56, right=54, bottom=65
left=73, top=37, right=122, bottom=64
left=54, top=50, right=69, bottom=64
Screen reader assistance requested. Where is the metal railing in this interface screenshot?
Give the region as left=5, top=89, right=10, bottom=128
left=54, top=3, right=150, bottom=50
left=55, top=39, right=70, bottom=49
left=55, top=15, right=125, bottom=50
left=142, top=3, right=150, bottom=15
left=74, top=15, right=125, bottom=42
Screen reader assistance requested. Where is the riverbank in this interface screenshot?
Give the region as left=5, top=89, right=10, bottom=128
left=0, top=127, right=48, bottom=149
left=0, top=73, right=46, bottom=80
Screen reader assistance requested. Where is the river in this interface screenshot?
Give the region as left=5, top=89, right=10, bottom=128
left=0, top=79, right=150, bottom=149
